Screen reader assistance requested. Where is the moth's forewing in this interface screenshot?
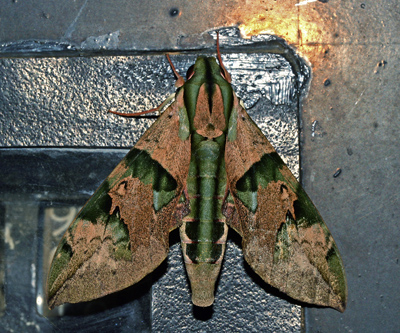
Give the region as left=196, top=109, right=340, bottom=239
left=224, top=96, right=347, bottom=312
left=47, top=90, right=191, bottom=308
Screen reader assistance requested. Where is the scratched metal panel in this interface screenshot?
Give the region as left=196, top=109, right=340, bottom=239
left=0, top=31, right=306, bottom=174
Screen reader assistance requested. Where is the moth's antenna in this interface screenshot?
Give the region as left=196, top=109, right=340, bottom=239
left=166, top=54, right=185, bottom=87
left=108, top=107, right=159, bottom=117
left=216, top=31, right=232, bottom=83
left=109, top=54, right=184, bottom=117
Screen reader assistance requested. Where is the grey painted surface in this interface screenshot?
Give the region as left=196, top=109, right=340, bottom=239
left=302, top=44, right=400, bottom=332
left=299, top=2, right=400, bottom=332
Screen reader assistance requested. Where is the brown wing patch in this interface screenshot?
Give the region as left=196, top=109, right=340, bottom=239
left=193, top=84, right=225, bottom=138
left=135, top=90, right=191, bottom=185
left=268, top=222, right=346, bottom=312
left=48, top=176, right=182, bottom=308
left=225, top=95, right=275, bottom=186
left=235, top=182, right=297, bottom=271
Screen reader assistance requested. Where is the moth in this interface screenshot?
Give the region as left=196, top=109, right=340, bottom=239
left=47, top=34, right=347, bottom=312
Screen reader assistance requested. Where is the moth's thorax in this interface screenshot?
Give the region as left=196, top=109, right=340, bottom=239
left=193, top=84, right=225, bottom=138
left=183, top=56, right=233, bottom=138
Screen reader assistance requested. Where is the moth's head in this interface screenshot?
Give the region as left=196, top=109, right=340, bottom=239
left=185, top=56, right=230, bottom=85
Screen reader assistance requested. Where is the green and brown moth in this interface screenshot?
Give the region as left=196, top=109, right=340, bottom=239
left=47, top=34, right=347, bottom=312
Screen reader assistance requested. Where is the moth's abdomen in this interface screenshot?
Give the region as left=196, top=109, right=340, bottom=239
left=180, top=138, right=228, bottom=307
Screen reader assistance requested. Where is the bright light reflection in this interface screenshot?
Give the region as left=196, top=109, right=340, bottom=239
left=37, top=295, right=43, bottom=306
left=296, top=0, right=318, bottom=6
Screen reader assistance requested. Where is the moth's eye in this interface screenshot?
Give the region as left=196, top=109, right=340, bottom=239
left=186, top=65, right=195, bottom=80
